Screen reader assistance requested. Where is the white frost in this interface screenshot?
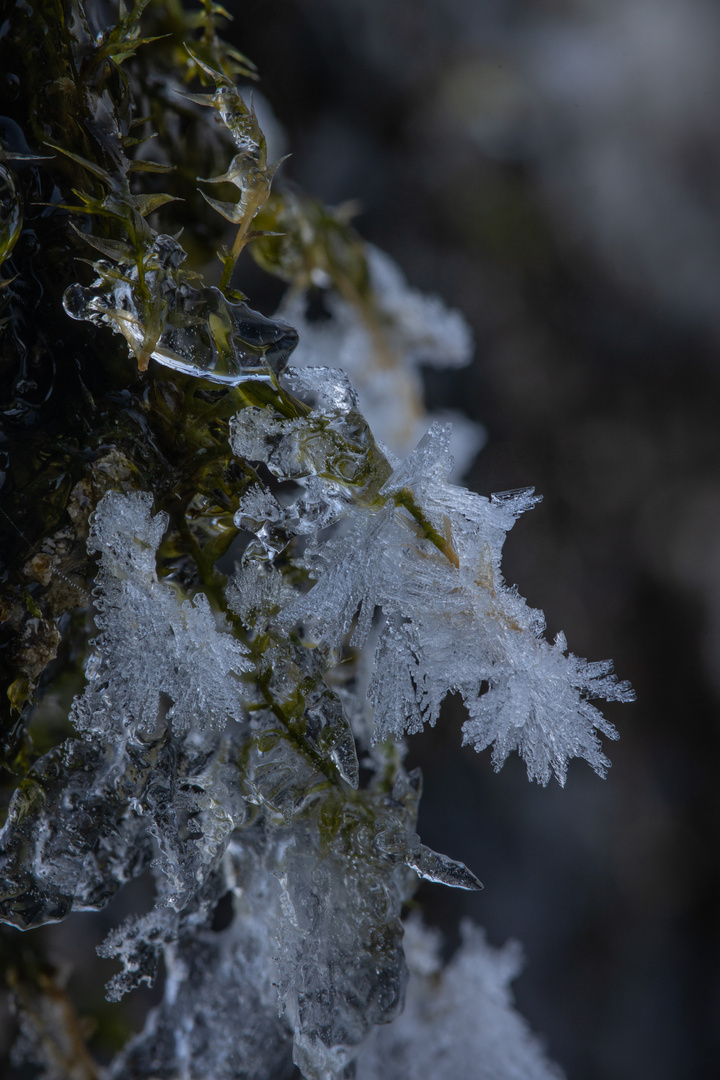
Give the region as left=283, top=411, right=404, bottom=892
left=356, top=918, right=565, bottom=1080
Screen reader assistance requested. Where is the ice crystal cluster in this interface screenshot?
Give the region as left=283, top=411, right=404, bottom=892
left=281, top=244, right=484, bottom=475
left=356, top=919, right=564, bottom=1080
left=0, top=3, right=633, bottom=1078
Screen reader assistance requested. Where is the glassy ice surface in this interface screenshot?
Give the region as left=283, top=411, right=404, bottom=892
left=63, top=234, right=298, bottom=383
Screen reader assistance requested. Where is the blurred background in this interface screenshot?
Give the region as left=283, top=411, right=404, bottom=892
left=4, top=1, right=720, bottom=1077
left=227, top=0, right=720, bottom=1077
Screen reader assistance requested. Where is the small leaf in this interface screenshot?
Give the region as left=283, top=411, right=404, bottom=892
left=225, top=45, right=258, bottom=73
left=173, top=89, right=219, bottom=108
left=103, top=34, right=170, bottom=65
left=43, top=143, right=113, bottom=185
left=183, top=45, right=231, bottom=88
left=69, top=224, right=135, bottom=263
left=199, top=190, right=244, bottom=224
left=0, top=150, right=54, bottom=162
left=208, top=2, right=234, bottom=20
left=121, top=131, right=157, bottom=148
left=127, top=192, right=182, bottom=217
left=7, top=677, right=30, bottom=713
left=129, top=160, right=175, bottom=174
left=243, top=229, right=285, bottom=244
left=22, top=589, right=43, bottom=619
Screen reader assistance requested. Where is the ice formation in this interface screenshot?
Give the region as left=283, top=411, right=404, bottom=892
left=64, top=234, right=298, bottom=383
left=230, top=371, right=633, bottom=786
left=356, top=919, right=565, bottom=1080
left=1, top=16, right=633, bottom=1079
left=279, top=245, right=485, bottom=476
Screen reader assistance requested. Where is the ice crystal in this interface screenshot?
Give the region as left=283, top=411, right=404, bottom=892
left=256, top=412, right=633, bottom=786
left=71, top=491, right=251, bottom=740
left=280, top=246, right=484, bottom=473
left=356, top=919, right=564, bottom=1080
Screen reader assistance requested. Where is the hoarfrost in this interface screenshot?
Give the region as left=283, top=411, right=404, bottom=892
left=262, top=418, right=633, bottom=786
left=279, top=245, right=484, bottom=474
left=3, top=16, right=636, bottom=1077
left=356, top=919, right=565, bottom=1080
left=71, top=491, right=251, bottom=740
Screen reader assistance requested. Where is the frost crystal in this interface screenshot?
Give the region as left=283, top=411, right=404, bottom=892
left=262, top=415, right=633, bottom=786
left=356, top=919, right=565, bottom=1080
left=72, top=491, right=251, bottom=740
left=279, top=245, right=484, bottom=473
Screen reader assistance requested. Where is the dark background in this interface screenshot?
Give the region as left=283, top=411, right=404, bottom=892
left=226, top=1, right=720, bottom=1077
left=4, top=1, right=720, bottom=1077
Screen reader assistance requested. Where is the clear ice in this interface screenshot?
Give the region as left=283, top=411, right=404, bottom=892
left=63, top=234, right=298, bottom=382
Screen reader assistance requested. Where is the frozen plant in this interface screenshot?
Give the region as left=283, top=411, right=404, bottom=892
left=0, top=2, right=633, bottom=1078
